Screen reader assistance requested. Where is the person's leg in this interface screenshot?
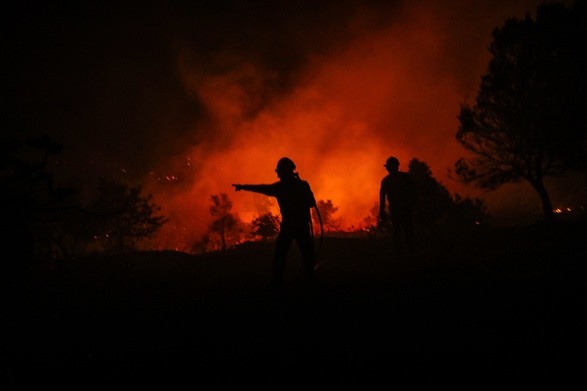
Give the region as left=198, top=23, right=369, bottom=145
left=273, top=229, right=293, bottom=287
left=296, top=227, right=315, bottom=281
left=391, top=218, right=403, bottom=255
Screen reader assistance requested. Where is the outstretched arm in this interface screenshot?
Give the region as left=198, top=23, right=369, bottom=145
left=232, top=183, right=276, bottom=197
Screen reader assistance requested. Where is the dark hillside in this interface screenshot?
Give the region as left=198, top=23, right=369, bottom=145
left=4, top=220, right=586, bottom=387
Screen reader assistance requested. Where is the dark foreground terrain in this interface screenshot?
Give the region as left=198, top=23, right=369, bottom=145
left=3, top=220, right=586, bottom=388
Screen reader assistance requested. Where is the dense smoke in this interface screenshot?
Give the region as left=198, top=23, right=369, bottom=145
left=7, top=1, right=570, bottom=250
left=140, top=0, right=555, bottom=249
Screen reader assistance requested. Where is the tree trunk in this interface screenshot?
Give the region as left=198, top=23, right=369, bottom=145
left=530, top=178, right=555, bottom=222
left=220, top=224, right=227, bottom=251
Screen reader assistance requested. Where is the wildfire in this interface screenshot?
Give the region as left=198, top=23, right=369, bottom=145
left=553, top=206, right=584, bottom=215
left=142, top=2, right=533, bottom=252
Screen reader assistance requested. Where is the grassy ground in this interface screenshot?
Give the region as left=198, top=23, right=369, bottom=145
left=3, top=220, right=586, bottom=387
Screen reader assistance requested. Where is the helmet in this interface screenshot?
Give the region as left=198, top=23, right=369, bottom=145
left=276, top=157, right=296, bottom=172
left=384, top=156, right=399, bottom=168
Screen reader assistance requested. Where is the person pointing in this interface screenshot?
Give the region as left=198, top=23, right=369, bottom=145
left=233, top=157, right=317, bottom=288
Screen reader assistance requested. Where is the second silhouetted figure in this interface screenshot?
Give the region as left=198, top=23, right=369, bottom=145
left=380, top=156, right=416, bottom=255
left=233, top=157, right=317, bottom=288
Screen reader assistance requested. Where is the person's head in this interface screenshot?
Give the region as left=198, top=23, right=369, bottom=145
left=275, top=157, right=296, bottom=179
left=384, top=156, right=400, bottom=173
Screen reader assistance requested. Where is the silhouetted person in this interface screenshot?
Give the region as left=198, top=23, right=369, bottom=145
left=233, top=157, right=317, bottom=288
left=379, top=156, right=416, bottom=255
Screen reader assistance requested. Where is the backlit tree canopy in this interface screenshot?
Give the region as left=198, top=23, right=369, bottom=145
left=454, top=1, right=587, bottom=221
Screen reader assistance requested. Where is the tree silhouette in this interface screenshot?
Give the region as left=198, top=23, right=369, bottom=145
left=53, top=178, right=167, bottom=255
left=409, top=158, right=489, bottom=228
left=409, top=158, right=453, bottom=224
left=111, top=187, right=167, bottom=252
left=208, top=193, right=240, bottom=251
left=1, top=135, right=167, bottom=258
left=312, top=199, right=341, bottom=233
left=1, top=136, right=76, bottom=261
left=454, top=1, right=587, bottom=221
left=190, top=232, right=212, bottom=255
left=251, top=212, right=280, bottom=241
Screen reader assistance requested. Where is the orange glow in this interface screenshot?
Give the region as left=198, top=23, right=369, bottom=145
left=143, top=2, right=540, bottom=250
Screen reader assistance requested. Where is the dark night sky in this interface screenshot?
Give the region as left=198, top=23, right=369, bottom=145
left=5, top=0, right=582, bottom=247
left=6, top=1, right=403, bottom=176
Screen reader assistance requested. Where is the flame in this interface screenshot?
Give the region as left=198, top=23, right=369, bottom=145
left=144, top=3, right=504, bottom=250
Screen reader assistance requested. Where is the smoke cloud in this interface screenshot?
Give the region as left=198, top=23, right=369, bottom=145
left=139, top=0, right=554, bottom=249
left=8, top=1, right=571, bottom=250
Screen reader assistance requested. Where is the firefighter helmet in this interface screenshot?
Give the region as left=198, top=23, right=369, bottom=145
left=276, top=157, right=296, bottom=172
